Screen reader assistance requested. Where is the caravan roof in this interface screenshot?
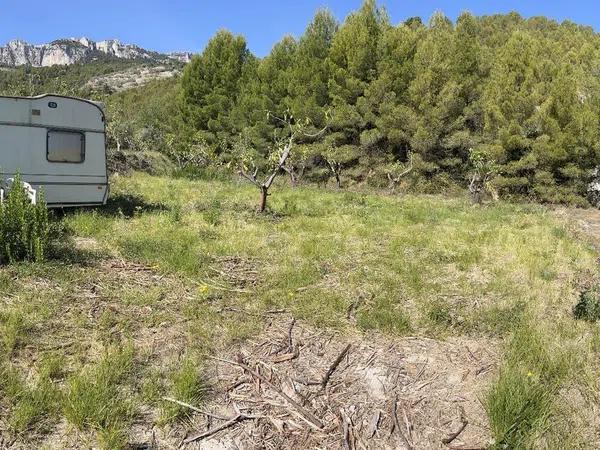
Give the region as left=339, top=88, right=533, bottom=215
left=0, top=94, right=105, bottom=131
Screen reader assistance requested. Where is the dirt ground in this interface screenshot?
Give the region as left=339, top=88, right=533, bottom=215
left=145, top=319, right=497, bottom=450
left=555, top=207, right=600, bottom=247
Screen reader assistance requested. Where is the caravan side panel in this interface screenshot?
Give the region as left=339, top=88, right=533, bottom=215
left=0, top=95, right=108, bottom=207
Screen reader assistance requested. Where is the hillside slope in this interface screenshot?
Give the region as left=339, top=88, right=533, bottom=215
left=0, top=37, right=191, bottom=67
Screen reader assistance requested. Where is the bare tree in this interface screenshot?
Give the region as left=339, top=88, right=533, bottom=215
left=166, top=131, right=214, bottom=169
left=322, top=145, right=358, bottom=189
left=468, top=147, right=498, bottom=204
left=386, top=151, right=413, bottom=193
left=281, top=145, right=314, bottom=188
left=327, top=159, right=343, bottom=189
left=238, top=112, right=327, bottom=212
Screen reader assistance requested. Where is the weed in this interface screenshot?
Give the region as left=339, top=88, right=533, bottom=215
left=573, top=289, right=600, bottom=322
left=0, top=174, right=50, bottom=263
left=63, top=345, right=135, bottom=448
left=162, top=357, right=206, bottom=423
left=357, top=299, right=412, bottom=335
left=487, top=324, right=570, bottom=449
left=0, top=362, right=61, bottom=435
left=0, top=309, right=28, bottom=354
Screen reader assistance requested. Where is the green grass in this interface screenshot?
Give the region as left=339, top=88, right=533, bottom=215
left=161, top=357, right=207, bottom=423
left=487, top=323, right=571, bottom=449
left=0, top=360, right=61, bottom=435
left=1, top=172, right=599, bottom=447
left=63, top=345, right=135, bottom=449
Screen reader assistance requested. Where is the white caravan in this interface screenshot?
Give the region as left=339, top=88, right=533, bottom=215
left=0, top=94, right=108, bottom=207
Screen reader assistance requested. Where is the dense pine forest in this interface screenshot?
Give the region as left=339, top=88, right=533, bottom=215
left=3, top=1, right=600, bottom=205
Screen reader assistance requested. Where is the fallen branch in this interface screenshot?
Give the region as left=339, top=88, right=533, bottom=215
left=340, top=408, right=355, bottom=450
left=162, top=397, right=230, bottom=421
left=183, top=412, right=258, bottom=444
left=366, top=410, right=382, bottom=438
left=271, top=345, right=300, bottom=363
left=322, top=344, right=351, bottom=389
left=287, top=318, right=296, bottom=350
left=393, top=399, right=414, bottom=450
left=443, top=411, right=469, bottom=445
left=209, top=356, right=324, bottom=430
left=218, top=307, right=286, bottom=317
left=292, top=344, right=352, bottom=387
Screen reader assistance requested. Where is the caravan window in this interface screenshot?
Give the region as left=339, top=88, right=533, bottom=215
left=47, top=130, right=85, bottom=163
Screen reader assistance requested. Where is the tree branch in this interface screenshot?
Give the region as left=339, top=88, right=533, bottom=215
left=238, top=166, right=261, bottom=187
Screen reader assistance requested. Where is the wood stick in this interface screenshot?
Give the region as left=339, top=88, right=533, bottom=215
left=341, top=408, right=353, bottom=450
left=442, top=419, right=469, bottom=445
left=322, top=344, right=351, bottom=388
left=287, top=318, right=296, bottom=350
left=162, top=397, right=230, bottom=421
left=209, top=356, right=324, bottom=430
left=393, top=399, right=414, bottom=450
left=272, top=345, right=300, bottom=363
left=366, top=410, right=381, bottom=438
left=183, top=413, right=252, bottom=444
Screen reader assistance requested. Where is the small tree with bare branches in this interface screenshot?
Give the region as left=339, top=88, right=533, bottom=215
left=165, top=131, right=216, bottom=170
left=281, top=144, right=314, bottom=188
left=322, top=144, right=359, bottom=189
left=386, top=151, right=413, bottom=192
left=468, top=147, right=498, bottom=204
left=238, top=112, right=327, bottom=212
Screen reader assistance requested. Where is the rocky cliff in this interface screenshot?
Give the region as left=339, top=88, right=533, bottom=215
left=0, top=37, right=192, bottom=67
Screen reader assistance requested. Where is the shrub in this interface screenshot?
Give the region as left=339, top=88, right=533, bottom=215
left=0, top=174, right=49, bottom=264
left=573, top=289, right=600, bottom=322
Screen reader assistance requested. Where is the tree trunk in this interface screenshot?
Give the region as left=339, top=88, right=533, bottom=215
left=289, top=171, right=297, bottom=188
left=334, top=171, right=342, bottom=189
left=259, top=186, right=268, bottom=213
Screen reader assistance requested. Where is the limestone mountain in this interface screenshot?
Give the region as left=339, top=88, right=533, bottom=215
left=0, top=37, right=192, bottom=67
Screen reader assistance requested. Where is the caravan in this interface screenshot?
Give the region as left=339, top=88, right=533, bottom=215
left=0, top=94, right=108, bottom=207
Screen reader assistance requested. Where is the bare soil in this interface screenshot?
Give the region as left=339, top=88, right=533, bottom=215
left=555, top=207, right=600, bottom=248
left=155, top=319, right=497, bottom=450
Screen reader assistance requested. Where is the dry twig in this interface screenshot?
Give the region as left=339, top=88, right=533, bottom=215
left=210, top=356, right=325, bottom=430
left=322, top=344, right=351, bottom=389
left=393, top=398, right=414, bottom=450
left=162, top=397, right=230, bottom=421
left=182, top=412, right=260, bottom=445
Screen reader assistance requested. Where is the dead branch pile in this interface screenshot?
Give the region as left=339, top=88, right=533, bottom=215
left=169, top=318, right=496, bottom=450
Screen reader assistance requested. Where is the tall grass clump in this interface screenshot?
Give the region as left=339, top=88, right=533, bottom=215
left=487, top=324, right=571, bottom=449
left=63, top=345, right=135, bottom=449
left=0, top=174, right=49, bottom=264
left=162, top=357, right=206, bottom=423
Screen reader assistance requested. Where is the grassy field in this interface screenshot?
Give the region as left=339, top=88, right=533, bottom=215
left=1, top=172, right=600, bottom=448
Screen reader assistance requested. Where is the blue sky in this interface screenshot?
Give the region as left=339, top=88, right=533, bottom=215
left=1, top=0, right=597, bottom=57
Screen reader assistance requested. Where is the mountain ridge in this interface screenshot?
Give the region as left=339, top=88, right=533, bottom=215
left=0, top=37, right=192, bottom=67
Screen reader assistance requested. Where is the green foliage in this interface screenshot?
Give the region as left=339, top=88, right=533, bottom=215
left=0, top=60, right=161, bottom=97
left=0, top=174, right=50, bottom=264
left=573, top=288, right=600, bottom=322
left=161, top=2, right=600, bottom=204
left=11, top=1, right=593, bottom=204
left=0, top=361, right=62, bottom=435
left=180, top=30, right=254, bottom=151
left=487, top=325, right=570, bottom=449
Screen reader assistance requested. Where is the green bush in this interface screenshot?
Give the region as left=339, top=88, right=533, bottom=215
left=0, top=174, right=49, bottom=264
left=573, top=289, right=600, bottom=322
